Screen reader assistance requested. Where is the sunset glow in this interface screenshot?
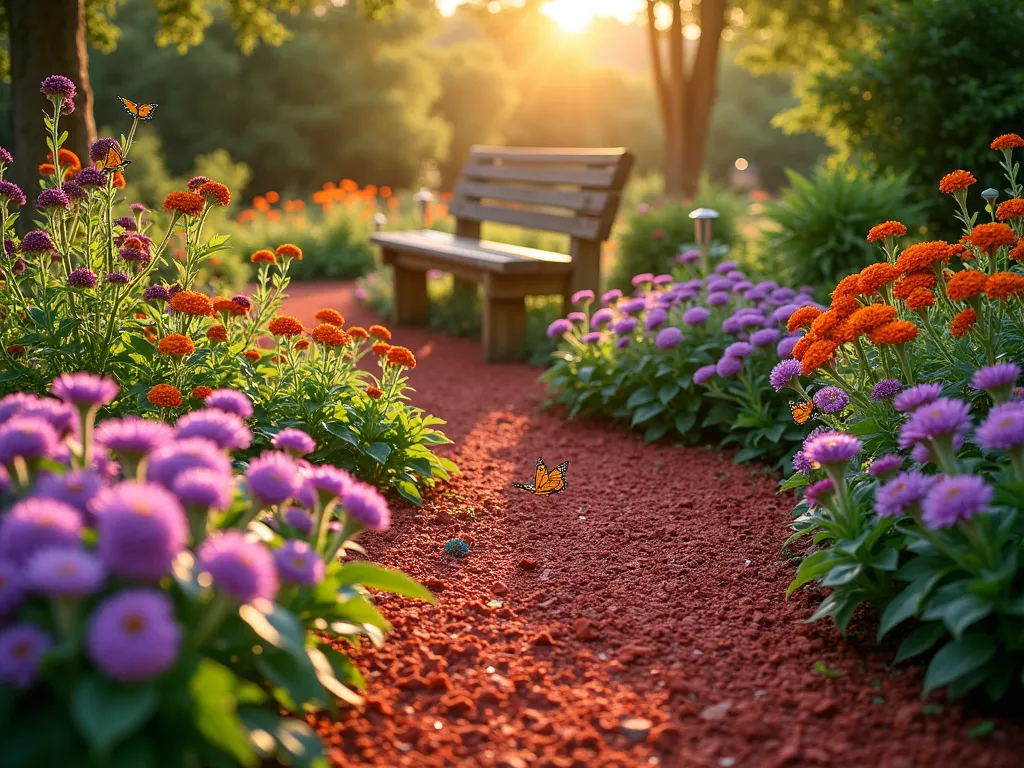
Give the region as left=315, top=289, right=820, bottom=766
left=542, top=0, right=644, bottom=33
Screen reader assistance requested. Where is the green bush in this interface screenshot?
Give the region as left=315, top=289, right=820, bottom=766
left=759, top=166, right=927, bottom=293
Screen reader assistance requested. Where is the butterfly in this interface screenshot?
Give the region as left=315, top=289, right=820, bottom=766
left=118, top=96, right=159, bottom=121
left=96, top=142, right=130, bottom=174
left=790, top=399, right=815, bottom=425
left=513, top=457, right=568, bottom=496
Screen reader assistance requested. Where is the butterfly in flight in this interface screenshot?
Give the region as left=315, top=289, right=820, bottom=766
left=96, top=142, right=130, bottom=174
left=118, top=96, right=159, bottom=121
left=513, top=457, right=568, bottom=496
left=790, top=399, right=815, bottom=425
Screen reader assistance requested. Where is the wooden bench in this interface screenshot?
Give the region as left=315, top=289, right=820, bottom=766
left=371, top=146, right=634, bottom=362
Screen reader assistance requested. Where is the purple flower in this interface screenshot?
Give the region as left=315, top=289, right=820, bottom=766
left=130, top=203, right=147, bottom=214
left=571, top=289, right=595, bottom=304
left=772, top=288, right=797, bottom=302
left=770, top=360, right=802, bottom=392
left=707, top=278, right=733, bottom=293
left=972, top=363, right=1020, bottom=395
left=876, top=471, right=936, bottom=518
left=813, top=386, right=850, bottom=415
left=631, top=273, right=654, bottom=287
left=727, top=270, right=746, bottom=280
left=142, top=284, right=171, bottom=303
left=655, top=326, right=684, bottom=350
left=198, top=531, right=278, bottom=602
left=172, top=468, right=233, bottom=510
left=36, top=188, right=70, bottom=212
left=246, top=452, right=302, bottom=504
left=724, top=341, right=753, bottom=359
left=119, top=245, right=149, bottom=263
left=707, top=291, right=729, bottom=307
left=715, top=261, right=738, bottom=274
left=683, top=307, right=710, bottom=326
left=303, top=465, right=354, bottom=504
left=104, top=271, right=129, bottom=285
left=804, top=478, right=835, bottom=508
left=20, top=229, right=54, bottom=254
left=95, top=417, right=174, bottom=458
left=26, top=547, right=105, bottom=597
left=0, top=181, right=25, bottom=206
left=566, top=311, right=586, bottom=323
left=715, top=355, right=743, bottom=377
left=0, top=624, right=51, bottom=689
left=867, top=455, right=903, bottom=479
left=976, top=402, right=1024, bottom=452
left=283, top=506, right=314, bottom=536
left=0, top=147, right=11, bottom=165
left=776, top=334, right=801, bottom=358
left=644, top=308, right=667, bottom=331
left=146, top=438, right=231, bottom=488
left=51, top=372, right=119, bottom=408
left=33, top=468, right=103, bottom=518
left=749, top=328, right=780, bottom=348
left=75, top=167, right=105, bottom=187
left=804, top=431, right=862, bottom=468
left=62, top=180, right=86, bottom=200
left=114, top=216, right=137, bottom=231
left=273, top=428, right=316, bottom=456
left=0, top=416, right=59, bottom=465
left=174, top=410, right=252, bottom=452
left=0, top=560, right=24, bottom=618
left=86, top=590, right=181, bottom=682
left=341, top=482, right=391, bottom=530
left=732, top=281, right=754, bottom=294
left=619, top=298, right=647, bottom=316
left=769, top=304, right=799, bottom=326
left=203, top=389, right=253, bottom=419
left=40, top=75, right=76, bottom=99
left=19, top=398, right=76, bottom=438
left=581, top=331, right=602, bottom=344
left=67, top=268, right=97, bottom=289
left=231, top=294, right=252, bottom=309
left=893, top=383, right=942, bottom=413
left=60, top=98, right=75, bottom=115
left=693, top=364, right=716, bottom=385
left=677, top=249, right=700, bottom=264
left=92, top=482, right=188, bottom=580
left=546, top=318, right=572, bottom=338
left=591, top=308, right=614, bottom=327
left=274, top=540, right=325, bottom=585
left=792, top=451, right=812, bottom=474
left=611, top=317, right=638, bottom=335
left=653, top=273, right=673, bottom=285
left=870, top=379, right=903, bottom=401
left=0, top=498, right=82, bottom=565
left=88, top=138, right=120, bottom=164
left=921, top=475, right=992, bottom=529
left=601, top=289, right=622, bottom=305
left=898, top=399, right=972, bottom=450
left=187, top=176, right=212, bottom=190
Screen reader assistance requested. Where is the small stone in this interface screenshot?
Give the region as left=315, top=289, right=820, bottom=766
left=532, top=631, right=556, bottom=646
left=518, top=558, right=538, bottom=570
left=698, top=701, right=732, bottom=721
left=487, top=600, right=504, bottom=609
left=652, top=723, right=682, bottom=750
left=539, top=568, right=552, bottom=581
left=719, top=758, right=736, bottom=767
left=493, top=581, right=509, bottom=596
left=424, top=577, right=445, bottom=592
left=497, top=755, right=528, bottom=768
left=692, top=648, right=703, bottom=656
left=813, top=698, right=837, bottom=716
left=574, top=617, right=598, bottom=642
left=620, top=717, right=652, bottom=742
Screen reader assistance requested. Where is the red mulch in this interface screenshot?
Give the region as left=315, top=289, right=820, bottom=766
left=283, top=281, right=1024, bottom=768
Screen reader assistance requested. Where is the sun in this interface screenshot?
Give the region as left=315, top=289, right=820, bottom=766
left=541, top=0, right=595, bottom=34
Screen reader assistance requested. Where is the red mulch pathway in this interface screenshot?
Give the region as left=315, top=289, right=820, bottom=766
left=283, top=281, right=1024, bottom=768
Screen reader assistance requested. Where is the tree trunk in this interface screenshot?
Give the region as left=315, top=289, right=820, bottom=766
left=663, top=0, right=685, bottom=197
left=6, top=0, right=96, bottom=232
left=680, top=0, right=726, bottom=200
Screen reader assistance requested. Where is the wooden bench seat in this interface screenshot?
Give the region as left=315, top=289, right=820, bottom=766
left=371, top=146, right=633, bottom=362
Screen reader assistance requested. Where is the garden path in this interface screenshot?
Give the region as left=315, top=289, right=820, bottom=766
left=283, top=281, right=1024, bottom=768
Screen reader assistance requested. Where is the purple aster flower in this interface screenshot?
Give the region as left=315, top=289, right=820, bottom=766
left=769, top=304, right=799, bottom=326
left=0, top=393, right=39, bottom=425
left=653, top=273, right=673, bottom=285
left=727, top=270, right=746, bottom=280
left=33, top=468, right=103, bottom=518
left=743, top=286, right=770, bottom=302
left=693, top=365, right=716, bottom=385
left=198, top=531, right=278, bottom=602
left=566, top=311, right=586, bottom=324
left=187, top=175, right=212, bottom=190
left=20, top=229, right=54, bottom=254
left=86, top=590, right=181, bottom=682
left=51, top=372, right=119, bottom=408
left=145, top=437, right=231, bottom=489
left=777, top=334, right=801, bottom=358
left=619, top=298, right=647, bottom=316
left=40, top=75, right=76, bottom=99
left=272, top=428, right=316, bottom=457
left=62, top=180, right=86, bottom=200
left=0, top=180, right=25, bottom=206
left=683, top=307, right=710, bottom=326
left=0, top=498, right=82, bottom=565
left=770, top=359, right=802, bottom=392
left=732, top=281, right=754, bottom=294
left=972, top=362, right=1020, bottom=396
left=707, top=291, right=729, bottom=307
left=130, top=203, right=147, bottom=214
left=141, top=285, right=169, bottom=304
left=655, top=326, right=684, bottom=350
left=749, top=328, right=780, bottom=348
left=274, top=539, right=325, bottom=585
left=813, top=386, right=850, bottom=415
left=26, top=547, right=105, bottom=597
left=36, top=187, right=70, bottom=212
left=0, top=624, right=51, bottom=689
left=707, top=278, right=733, bottom=293
left=898, top=399, right=972, bottom=450
left=5, top=239, right=16, bottom=258
left=114, top=216, right=137, bottom=231
left=231, top=294, right=252, bottom=309
left=246, top=452, right=301, bottom=505
left=0, top=560, right=24, bottom=618
left=88, top=138, right=120, bottom=164
left=172, top=468, right=233, bottom=511
left=119, top=244, right=149, bottom=263
left=203, top=389, right=253, bottom=419
left=174, top=409, right=252, bottom=452
left=876, top=471, right=937, bottom=518
left=74, top=167, right=104, bottom=187
left=611, top=317, right=638, bottom=335
left=804, top=431, right=862, bottom=468
left=571, top=289, right=595, bottom=304
left=67, top=267, right=97, bottom=289
left=772, top=288, right=797, bottom=302
left=341, top=482, right=391, bottom=530
left=18, top=398, right=77, bottom=438
left=715, top=261, right=738, bottom=274
left=582, top=331, right=602, bottom=344
left=645, top=308, right=667, bottom=331
left=283, top=506, right=314, bottom=536
left=724, top=341, right=753, bottom=359
left=0, top=416, right=59, bottom=465
left=105, top=271, right=129, bottom=285
left=677, top=249, right=700, bottom=264
left=921, top=474, right=992, bottom=529
left=804, top=478, right=835, bottom=508
left=601, top=289, right=622, bottom=305
left=715, top=355, right=743, bottom=377
left=893, top=383, right=943, bottom=413
left=870, top=378, right=903, bottom=401
left=867, top=455, right=903, bottom=479
left=617, top=336, right=631, bottom=349
left=976, top=402, right=1024, bottom=452
left=303, top=465, right=354, bottom=505
left=792, top=451, right=813, bottom=475
left=0, top=147, right=11, bottom=165
left=92, top=482, right=187, bottom=581
left=95, top=416, right=174, bottom=459
left=546, top=318, right=572, bottom=338
left=631, top=273, right=654, bottom=287
left=591, top=308, right=614, bottom=327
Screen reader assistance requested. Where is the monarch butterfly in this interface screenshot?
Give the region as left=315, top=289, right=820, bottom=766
left=513, top=457, right=568, bottom=496
left=790, top=400, right=815, bottom=425
left=96, top=143, right=130, bottom=174
left=118, top=96, right=159, bottom=121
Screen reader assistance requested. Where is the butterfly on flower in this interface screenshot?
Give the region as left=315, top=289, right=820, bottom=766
left=118, top=96, right=159, bottom=121
left=513, top=457, right=568, bottom=496
left=96, top=143, right=130, bottom=174
left=790, top=399, right=815, bottom=425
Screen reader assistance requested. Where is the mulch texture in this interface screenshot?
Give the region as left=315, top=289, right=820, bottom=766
left=282, top=281, right=1024, bottom=768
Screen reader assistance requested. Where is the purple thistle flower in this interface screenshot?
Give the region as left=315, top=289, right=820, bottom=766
left=272, top=428, right=316, bottom=457
left=591, top=307, right=614, bottom=327
left=187, top=175, right=212, bottom=190
left=0, top=624, right=51, bottom=689
left=20, top=229, right=54, bottom=254
left=653, top=273, right=673, bottom=285
left=231, top=294, right=251, bottom=309
left=693, top=364, right=717, bottom=386
left=105, top=271, right=129, bottom=285
left=724, top=341, right=753, bottom=359
left=114, top=216, right=137, bottom=231
left=0, top=393, right=40, bottom=425
left=95, top=416, right=174, bottom=459
left=0, top=181, right=25, bottom=206
left=655, top=326, right=684, bottom=350
left=770, top=304, right=798, bottom=326
left=715, top=355, right=743, bottom=377
left=59, top=98, right=75, bottom=115
left=867, top=455, right=903, bottom=479
left=727, top=270, right=746, bottom=281
left=707, top=278, right=733, bottom=293
left=146, top=438, right=231, bottom=490
left=546, top=318, right=572, bottom=338
left=130, top=203, right=147, bottom=214
left=601, top=289, right=622, bottom=305
left=74, top=167, right=104, bottom=187
left=142, top=284, right=171, bottom=303
left=119, top=245, right=149, bottom=263
left=772, top=288, right=797, bottom=302
left=870, top=378, right=903, bottom=401
left=804, top=478, right=835, bottom=508
left=898, top=399, right=972, bottom=450
left=274, top=539, right=325, bottom=585
left=743, top=286, right=771, bottom=302
left=683, top=306, right=710, bottom=326
left=750, top=327, right=780, bottom=348
left=0, top=560, right=24, bottom=618
left=893, top=383, right=943, bottom=413
left=341, top=482, right=391, bottom=530
left=86, top=590, right=181, bottom=682
left=645, top=308, right=668, bottom=331
left=88, top=138, right=120, bottom=164
left=283, top=506, right=314, bottom=536
left=51, top=372, right=119, bottom=408
left=92, top=482, right=188, bottom=581
left=770, top=359, right=802, bottom=392
left=972, top=363, right=1020, bottom=395
left=0, top=147, right=11, bottom=165
left=0, top=416, right=60, bottom=465
left=302, top=465, right=354, bottom=505
left=0, top=498, right=82, bottom=565
left=777, top=334, right=801, bottom=358
left=567, top=311, right=587, bottom=323
left=67, top=267, right=97, bottom=289
left=571, top=289, right=595, bottom=304
left=246, top=452, right=302, bottom=504
left=792, top=451, right=813, bottom=474
left=619, top=298, right=647, bottom=316
left=36, top=188, right=70, bottom=212
left=581, top=331, right=602, bottom=344
left=631, top=273, right=654, bottom=287
left=172, top=468, right=233, bottom=511
left=715, top=261, right=738, bottom=274
left=33, top=468, right=103, bottom=518
left=198, top=531, right=278, bottom=602
left=26, top=547, right=105, bottom=597
left=62, top=180, right=86, bottom=200
left=921, top=475, right=992, bottom=529
left=732, top=281, right=754, bottom=294
left=616, top=336, right=631, bottom=349
left=40, top=75, right=76, bottom=99
left=611, top=317, right=638, bottom=335
left=677, top=249, right=700, bottom=264
left=174, top=409, right=252, bottom=452
left=804, top=431, right=862, bottom=468
left=707, top=291, right=729, bottom=307
left=203, top=389, right=253, bottom=419
left=813, top=386, right=850, bottom=415
left=876, top=471, right=937, bottom=518
left=976, top=402, right=1024, bottom=452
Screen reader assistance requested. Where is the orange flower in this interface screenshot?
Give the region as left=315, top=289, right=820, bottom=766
left=831, top=274, right=862, bottom=300
left=829, top=296, right=861, bottom=318
left=894, top=241, right=951, bottom=273
left=244, top=349, right=261, bottom=361
left=212, top=298, right=246, bottom=317
left=348, top=326, right=369, bottom=340
left=810, top=310, right=842, bottom=337
left=1012, top=241, right=1024, bottom=262
left=276, top=243, right=302, bottom=260
left=847, top=304, right=897, bottom=335
left=996, top=199, right=1024, bottom=220
left=250, top=249, right=276, bottom=265
left=938, top=170, right=976, bottom=195
left=192, top=386, right=213, bottom=400
left=157, top=334, right=195, bottom=357
left=268, top=316, right=305, bottom=337
left=386, top=345, right=417, bottom=369
left=46, top=149, right=81, bottom=170
left=826, top=318, right=860, bottom=345
left=380, top=186, right=392, bottom=198
left=790, top=334, right=816, bottom=361
left=134, top=312, right=147, bottom=320
left=985, top=272, right=1024, bottom=301
left=905, top=288, right=935, bottom=312
left=868, top=320, right=918, bottom=346
left=170, top=290, right=214, bottom=317
left=786, top=306, right=822, bottom=332
left=892, top=270, right=937, bottom=300
left=371, top=341, right=392, bottom=356
left=295, top=340, right=310, bottom=351
left=206, top=324, right=228, bottom=343
left=163, top=191, right=205, bottom=217
left=857, top=263, right=899, bottom=294
left=38, top=163, right=55, bottom=176
left=311, top=324, right=351, bottom=347
left=197, top=181, right=231, bottom=207
left=991, top=134, right=1024, bottom=151
left=368, top=324, right=392, bottom=340
left=946, top=270, right=988, bottom=301
left=800, top=340, right=837, bottom=376
left=969, top=222, right=1018, bottom=254
left=314, top=308, right=345, bottom=327
left=112, top=170, right=125, bottom=189
left=6, top=344, right=25, bottom=358
left=366, top=386, right=383, bottom=399
left=148, top=384, right=182, bottom=408
left=948, top=243, right=970, bottom=261
left=950, top=308, right=977, bottom=338
left=265, top=191, right=280, bottom=204
left=866, top=221, right=907, bottom=242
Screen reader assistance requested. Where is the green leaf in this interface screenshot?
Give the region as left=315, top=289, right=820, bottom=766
left=657, top=383, right=680, bottom=404
left=895, top=622, right=948, bottom=663
left=321, top=421, right=358, bottom=447
left=922, top=635, right=997, bottom=695
left=779, top=472, right=810, bottom=492
left=71, top=675, right=158, bottom=754
left=394, top=480, right=423, bottom=506
left=188, top=659, right=257, bottom=766
left=812, top=660, right=842, bottom=678
left=786, top=549, right=835, bottom=597
left=239, top=603, right=308, bottom=657
left=625, top=387, right=657, bottom=409
left=732, top=446, right=763, bottom=464
left=644, top=422, right=668, bottom=443
left=821, top=562, right=862, bottom=587
left=941, top=594, right=993, bottom=639
left=867, top=547, right=900, bottom=571
left=256, top=651, right=325, bottom=711
left=364, top=442, right=392, bottom=464
left=275, top=718, right=327, bottom=767
left=878, top=576, right=935, bottom=640
left=674, top=412, right=696, bottom=436
left=968, top=721, right=995, bottom=740
left=630, top=402, right=664, bottom=425
left=335, top=561, right=436, bottom=602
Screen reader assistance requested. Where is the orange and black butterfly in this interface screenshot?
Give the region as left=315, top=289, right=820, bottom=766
left=790, top=399, right=815, bottom=425
left=118, top=96, right=159, bottom=121
left=513, top=457, right=568, bottom=496
left=96, top=142, right=130, bottom=174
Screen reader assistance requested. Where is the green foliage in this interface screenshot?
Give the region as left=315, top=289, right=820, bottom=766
left=759, top=166, right=927, bottom=294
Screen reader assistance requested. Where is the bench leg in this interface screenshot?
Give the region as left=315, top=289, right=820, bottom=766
left=391, top=264, right=429, bottom=326
left=482, top=296, right=526, bottom=363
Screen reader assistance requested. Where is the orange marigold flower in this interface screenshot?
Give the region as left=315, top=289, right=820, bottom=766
left=148, top=384, right=182, bottom=408
left=991, top=134, right=1024, bottom=151
left=368, top=324, right=392, bottom=340
left=170, top=290, right=214, bottom=317
left=311, top=324, right=351, bottom=347
left=1011, top=241, right=1024, bottom=262
left=827, top=318, right=860, bottom=345
left=191, top=386, right=213, bottom=400
left=866, top=221, right=907, bottom=242
left=134, top=312, right=147, bottom=320
left=38, top=163, right=55, bottom=176
left=948, top=243, right=969, bottom=261
left=163, top=190, right=205, bottom=217
left=371, top=341, right=392, bottom=357
left=197, top=181, right=230, bottom=207
left=868, top=320, right=919, bottom=346
left=946, top=270, right=988, bottom=301
left=250, top=249, right=276, bottom=265
left=244, top=349, right=261, bottom=361
left=905, top=288, right=935, bottom=312
left=206, top=324, right=228, bottom=343
left=800, top=340, right=837, bottom=376
left=847, top=304, right=897, bottom=335
left=786, top=306, right=822, bottom=332
left=857, top=263, right=900, bottom=294
left=950, top=308, right=977, bottom=338
left=996, top=199, right=1024, bottom=220
left=348, top=326, right=369, bottom=340
left=938, top=169, right=976, bottom=195
left=790, top=334, right=816, bottom=361
left=6, top=344, right=25, bottom=358
left=829, top=296, right=861, bottom=318
left=366, top=386, right=383, bottom=399
left=894, top=241, right=951, bottom=274
left=47, top=149, right=81, bottom=170
left=314, top=308, right=345, bottom=327
left=386, top=345, right=417, bottom=369
left=969, top=222, right=1018, bottom=254
left=112, top=170, right=125, bottom=188
left=810, top=310, right=842, bottom=337
left=831, top=274, right=862, bottom=300
left=157, top=334, right=195, bottom=357
left=295, top=339, right=310, bottom=351
left=892, top=270, right=937, bottom=300
left=985, top=272, right=1024, bottom=301
left=212, top=298, right=245, bottom=317
left=276, top=243, right=302, bottom=260
left=268, top=315, right=305, bottom=337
